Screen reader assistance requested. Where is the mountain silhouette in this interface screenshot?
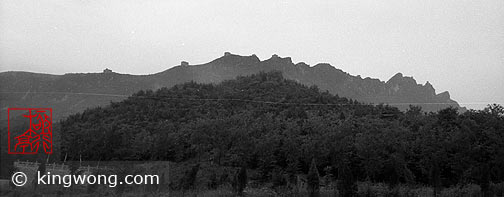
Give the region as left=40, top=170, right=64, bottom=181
left=0, top=52, right=460, bottom=122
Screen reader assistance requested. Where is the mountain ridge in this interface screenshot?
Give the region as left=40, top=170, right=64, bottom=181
left=0, top=52, right=461, bottom=122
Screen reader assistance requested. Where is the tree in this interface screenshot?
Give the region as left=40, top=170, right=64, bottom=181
left=339, top=112, right=346, bottom=120
left=34, top=159, right=47, bottom=190
left=406, top=105, right=423, bottom=116
left=484, top=104, right=504, bottom=117
left=207, top=171, right=218, bottom=189
left=337, top=158, right=357, bottom=197
left=67, top=160, right=82, bottom=194
left=429, top=159, right=441, bottom=196
left=307, top=158, right=320, bottom=197
left=233, top=166, right=248, bottom=196
left=181, top=163, right=200, bottom=191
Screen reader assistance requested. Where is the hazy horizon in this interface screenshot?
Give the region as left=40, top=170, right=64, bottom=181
left=1, top=0, right=503, bottom=110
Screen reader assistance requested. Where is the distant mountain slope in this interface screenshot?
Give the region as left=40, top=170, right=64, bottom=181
left=60, top=71, right=402, bottom=161
left=0, top=52, right=460, bottom=122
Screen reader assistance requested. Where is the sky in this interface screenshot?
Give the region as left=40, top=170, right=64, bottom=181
left=0, top=0, right=503, bottom=109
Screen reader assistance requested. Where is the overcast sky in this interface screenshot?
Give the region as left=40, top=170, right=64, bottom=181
left=1, top=0, right=503, bottom=109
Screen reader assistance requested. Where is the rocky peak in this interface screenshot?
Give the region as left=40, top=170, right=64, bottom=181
left=424, top=81, right=436, bottom=95
left=425, top=81, right=432, bottom=87
left=266, top=54, right=293, bottom=65
left=211, top=52, right=260, bottom=66
left=295, top=62, right=310, bottom=68
left=387, top=72, right=417, bottom=86
left=313, top=63, right=333, bottom=69
left=437, top=91, right=451, bottom=101
left=387, top=73, right=403, bottom=83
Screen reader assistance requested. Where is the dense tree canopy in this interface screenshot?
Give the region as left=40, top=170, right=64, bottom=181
left=60, top=71, right=504, bottom=189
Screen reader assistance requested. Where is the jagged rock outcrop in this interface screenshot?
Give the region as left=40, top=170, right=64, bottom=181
left=152, top=52, right=459, bottom=111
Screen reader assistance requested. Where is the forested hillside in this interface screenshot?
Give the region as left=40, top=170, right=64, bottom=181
left=60, top=72, right=504, bottom=195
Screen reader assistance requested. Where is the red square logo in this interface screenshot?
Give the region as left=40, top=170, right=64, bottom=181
left=8, top=108, right=53, bottom=154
